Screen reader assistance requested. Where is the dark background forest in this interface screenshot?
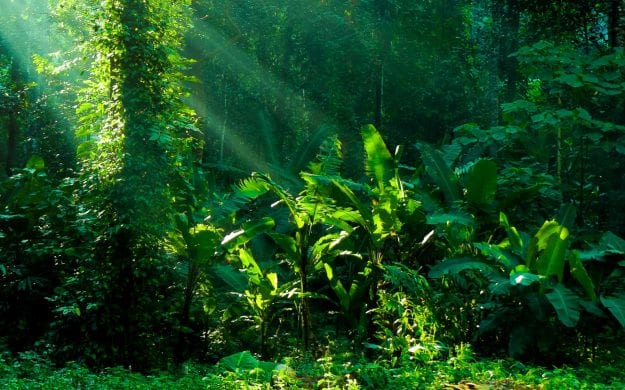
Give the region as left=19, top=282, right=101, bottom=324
left=1, top=0, right=625, bottom=387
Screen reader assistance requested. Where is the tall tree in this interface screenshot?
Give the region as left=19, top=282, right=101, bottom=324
left=52, top=0, right=199, bottom=368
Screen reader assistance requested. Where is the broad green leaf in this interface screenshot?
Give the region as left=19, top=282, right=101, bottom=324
left=556, top=203, right=577, bottom=229
left=331, top=179, right=371, bottom=226
left=210, top=263, right=247, bottom=292
left=311, top=232, right=351, bottom=263
left=267, top=233, right=299, bottom=262
left=326, top=209, right=361, bottom=232
left=576, top=249, right=606, bottom=261
left=580, top=300, right=605, bottom=317
left=348, top=277, right=366, bottom=303
left=489, top=274, right=512, bottom=295
left=189, top=225, right=221, bottom=264
left=465, top=159, right=497, bottom=205
left=556, top=74, right=584, bottom=88
left=575, top=107, right=592, bottom=122
left=238, top=248, right=262, bottom=278
left=535, top=226, right=569, bottom=281
left=221, top=217, right=275, bottom=249
left=426, top=211, right=474, bottom=227
left=25, top=155, right=45, bottom=170
left=219, top=351, right=276, bottom=377
left=510, top=272, right=540, bottom=286
left=324, top=263, right=350, bottom=312
left=428, top=257, right=495, bottom=278
left=534, top=220, right=561, bottom=251
left=475, top=242, right=514, bottom=268
left=501, top=99, right=537, bottom=114
left=417, top=142, right=460, bottom=203
left=174, top=213, right=191, bottom=242
left=568, top=251, right=596, bottom=301
left=601, top=294, right=625, bottom=328
left=361, top=124, right=394, bottom=192
left=266, top=272, right=278, bottom=290
left=545, top=284, right=580, bottom=327
left=599, top=231, right=625, bottom=254
left=499, top=213, right=523, bottom=254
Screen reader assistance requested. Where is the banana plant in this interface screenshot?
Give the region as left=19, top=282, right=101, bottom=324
left=329, top=125, right=424, bottom=265
left=228, top=246, right=295, bottom=359
left=165, top=212, right=223, bottom=361
left=220, top=214, right=306, bottom=358
left=577, top=231, right=625, bottom=329
left=322, top=125, right=424, bottom=340
left=428, top=207, right=618, bottom=357
left=415, top=142, right=499, bottom=253
left=220, top=158, right=350, bottom=352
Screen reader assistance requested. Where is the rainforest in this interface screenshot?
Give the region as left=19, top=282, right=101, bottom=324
left=1, top=0, right=625, bottom=388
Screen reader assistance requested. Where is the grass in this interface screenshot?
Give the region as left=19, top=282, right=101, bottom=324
left=1, top=347, right=624, bottom=390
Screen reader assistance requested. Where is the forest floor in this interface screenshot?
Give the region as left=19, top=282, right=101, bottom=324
left=1, top=350, right=624, bottom=389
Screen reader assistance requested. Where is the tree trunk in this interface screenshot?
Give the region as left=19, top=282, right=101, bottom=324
left=494, top=1, right=520, bottom=103
left=608, top=0, right=621, bottom=49
left=5, top=60, right=20, bottom=175
left=174, top=261, right=199, bottom=364
left=6, top=112, right=17, bottom=175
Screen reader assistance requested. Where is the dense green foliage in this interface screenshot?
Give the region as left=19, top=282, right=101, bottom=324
left=2, top=346, right=625, bottom=389
left=1, top=0, right=625, bottom=387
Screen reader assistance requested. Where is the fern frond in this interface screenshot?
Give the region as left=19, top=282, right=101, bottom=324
left=207, top=176, right=271, bottom=223
left=307, top=135, right=343, bottom=177
left=289, top=125, right=334, bottom=173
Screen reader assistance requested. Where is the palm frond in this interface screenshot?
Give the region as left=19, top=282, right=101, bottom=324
left=207, top=176, right=271, bottom=223
left=307, top=135, right=343, bottom=177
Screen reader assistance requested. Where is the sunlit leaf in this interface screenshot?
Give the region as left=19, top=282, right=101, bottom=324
left=510, top=271, right=540, bottom=286
left=25, top=155, right=45, bottom=170
left=221, top=217, right=275, bottom=249
left=361, top=124, right=394, bottom=192
left=267, top=272, right=278, bottom=290
left=499, top=213, right=523, bottom=254
left=535, top=226, right=569, bottom=281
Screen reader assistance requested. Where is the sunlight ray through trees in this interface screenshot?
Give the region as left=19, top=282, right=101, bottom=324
left=1, top=0, right=624, bottom=386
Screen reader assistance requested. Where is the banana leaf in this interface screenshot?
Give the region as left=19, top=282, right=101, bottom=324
left=568, top=251, right=596, bottom=300
left=221, top=217, right=275, bottom=249
left=416, top=142, right=460, bottom=203
left=361, top=124, right=394, bottom=193
left=465, top=159, right=497, bottom=205
left=545, top=283, right=580, bottom=327
left=428, top=257, right=495, bottom=278
left=601, top=294, right=625, bottom=328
